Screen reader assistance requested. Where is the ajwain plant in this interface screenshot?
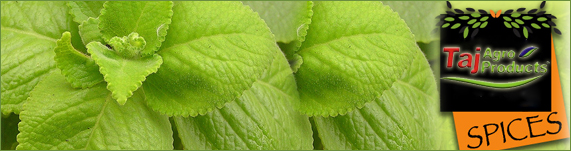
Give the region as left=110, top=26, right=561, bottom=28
left=1, top=1, right=443, bottom=150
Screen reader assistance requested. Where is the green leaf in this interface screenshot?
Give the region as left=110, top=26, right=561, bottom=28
left=17, top=72, right=173, bottom=150
left=87, top=42, right=162, bottom=105
left=479, top=16, right=489, bottom=21
left=143, top=1, right=277, bottom=116
left=2, top=114, right=20, bottom=150
left=542, top=23, right=551, bottom=28
left=480, top=21, right=488, bottom=28
left=242, top=1, right=313, bottom=44
left=278, top=42, right=305, bottom=72
left=511, top=13, right=521, bottom=18
left=472, top=22, right=481, bottom=28
left=459, top=16, right=470, bottom=20
left=242, top=1, right=313, bottom=66
left=314, top=47, right=439, bottom=149
left=504, top=21, right=513, bottom=28
left=295, top=1, right=429, bottom=116
left=78, top=17, right=103, bottom=45
left=441, top=23, right=450, bottom=28
left=471, top=13, right=481, bottom=18
left=54, top=32, right=104, bottom=88
left=503, top=16, right=512, bottom=21
left=450, top=23, right=461, bottom=29
left=511, top=22, right=520, bottom=28
left=531, top=23, right=542, bottom=29
left=522, top=16, right=534, bottom=20
left=99, top=1, right=173, bottom=56
left=537, top=17, right=548, bottom=21
left=107, top=33, right=147, bottom=58
left=173, top=50, right=313, bottom=150
left=382, top=1, right=443, bottom=43
left=444, top=17, right=454, bottom=21
left=1, top=1, right=73, bottom=115
left=515, top=19, right=524, bottom=24
left=463, top=27, right=469, bottom=38
left=523, top=27, right=529, bottom=38
left=467, top=19, right=477, bottom=24
left=67, top=1, right=104, bottom=23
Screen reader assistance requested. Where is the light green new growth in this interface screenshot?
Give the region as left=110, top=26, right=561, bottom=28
left=17, top=72, right=173, bottom=150
left=87, top=41, right=162, bottom=105
left=108, top=33, right=147, bottom=58
left=78, top=17, right=103, bottom=45
left=54, top=32, right=104, bottom=88
left=143, top=1, right=276, bottom=116
left=99, top=1, right=173, bottom=56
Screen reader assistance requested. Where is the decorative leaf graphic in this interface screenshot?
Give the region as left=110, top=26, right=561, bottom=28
left=459, top=26, right=468, bottom=33
left=554, top=28, right=562, bottom=35
left=478, top=9, right=487, bottom=14
left=524, top=25, right=533, bottom=33
left=515, top=19, right=524, bottom=24
left=523, top=27, right=529, bottom=38
left=519, top=46, right=537, bottom=57
left=529, top=9, right=538, bottom=14
left=480, top=16, right=489, bottom=21
left=505, top=21, right=513, bottom=28
left=442, top=23, right=451, bottom=28
left=523, top=16, right=534, bottom=20
left=451, top=23, right=461, bottom=29
left=513, top=28, right=521, bottom=37
left=468, top=19, right=477, bottom=24
left=511, top=22, right=520, bottom=28
left=480, top=21, right=488, bottom=28
left=463, top=27, right=469, bottom=38
left=471, top=28, right=479, bottom=38
left=444, top=17, right=455, bottom=21
left=472, top=22, right=481, bottom=28
left=531, top=23, right=542, bottom=29
left=446, top=1, right=452, bottom=8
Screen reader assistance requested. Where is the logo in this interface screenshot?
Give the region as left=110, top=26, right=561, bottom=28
left=437, top=1, right=557, bottom=112
left=437, top=1, right=569, bottom=150
left=442, top=46, right=548, bottom=88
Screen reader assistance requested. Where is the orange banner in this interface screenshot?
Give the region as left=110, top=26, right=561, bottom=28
left=453, top=36, right=569, bottom=150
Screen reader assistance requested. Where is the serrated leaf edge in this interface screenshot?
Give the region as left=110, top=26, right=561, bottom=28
left=54, top=32, right=104, bottom=89
left=87, top=42, right=163, bottom=105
